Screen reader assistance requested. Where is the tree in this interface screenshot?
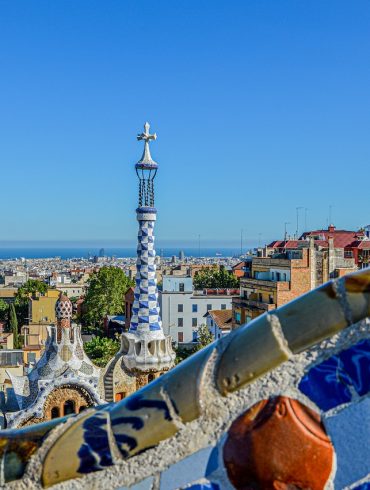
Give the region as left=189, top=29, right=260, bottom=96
left=0, top=300, right=8, bottom=322
left=9, top=303, right=19, bottom=348
left=193, top=265, right=239, bottom=290
left=194, top=323, right=213, bottom=350
left=83, top=336, right=120, bottom=367
left=15, top=279, right=48, bottom=303
left=15, top=279, right=48, bottom=325
left=175, top=323, right=213, bottom=364
left=82, top=267, right=134, bottom=330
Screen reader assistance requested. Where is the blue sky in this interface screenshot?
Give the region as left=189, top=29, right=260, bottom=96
left=0, top=0, right=369, bottom=247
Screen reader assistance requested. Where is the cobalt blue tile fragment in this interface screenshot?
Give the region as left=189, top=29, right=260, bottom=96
left=205, top=447, right=219, bottom=477
left=339, top=339, right=370, bottom=396
left=299, top=355, right=353, bottom=411
left=353, top=484, right=370, bottom=490
left=77, top=413, right=113, bottom=473
left=183, top=483, right=220, bottom=490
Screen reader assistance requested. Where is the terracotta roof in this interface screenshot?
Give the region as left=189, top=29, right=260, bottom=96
left=268, top=230, right=370, bottom=251
left=346, top=240, right=370, bottom=249
left=267, top=240, right=301, bottom=249
left=57, top=293, right=70, bottom=303
left=207, top=309, right=233, bottom=330
left=232, top=261, right=246, bottom=270
left=301, top=229, right=366, bottom=248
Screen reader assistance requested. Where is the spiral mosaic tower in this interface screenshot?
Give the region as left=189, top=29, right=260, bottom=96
left=121, top=122, right=175, bottom=372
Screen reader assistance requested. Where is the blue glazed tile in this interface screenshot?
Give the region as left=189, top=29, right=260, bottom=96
left=339, top=339, right=370, bottom=397
left=77, top=413, right=113, bottom=474
left=299, top=355, right=353, bottom=411
left=184, top=484, right=219, bottom=490
left=160, top=447, right=213, bottom=490
left=353, top=484, right=370, bottom=490
left=324, top=397, right=370, bottom=488
left=205, top=447, right=218, bottom=477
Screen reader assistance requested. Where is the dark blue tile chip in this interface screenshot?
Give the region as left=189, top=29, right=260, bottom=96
left=183, top=483, right=220, bottom=490
left=339, top=339, right=370, bottom=397
left=299, top=355, right=353, bottom=411
left=205, top=447, right=219, bottom=477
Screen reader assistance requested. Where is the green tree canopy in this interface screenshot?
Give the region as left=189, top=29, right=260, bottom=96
left=0, top=299, right=8, bottom=322
left=82, top=267, right=133, bottom=329
left=14, top=279, right=49, bottom=326
left=175, top=323, right=213, bottom=364
left=193, top=265, right=239, bottom=290
left=195, top=323, right=214, bottom=348
left=15, top=279, right=48, bottom=304
left=83, top=336, right=120, bottom=367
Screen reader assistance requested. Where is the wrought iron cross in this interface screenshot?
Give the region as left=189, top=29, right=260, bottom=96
left=137, top=122, right=157, bottom=142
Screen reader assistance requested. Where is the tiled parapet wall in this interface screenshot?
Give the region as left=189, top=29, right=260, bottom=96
left=2, top=268, right=370, bottom=489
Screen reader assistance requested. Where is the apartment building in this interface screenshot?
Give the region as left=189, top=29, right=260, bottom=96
left=233, top=236, right=357, bottom=328
left=159, top=276, right=237, bottom=343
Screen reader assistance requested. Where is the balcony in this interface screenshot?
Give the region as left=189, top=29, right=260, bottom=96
left=252, top=257, right=292, bottom=267
left=240, top=277, right=291, bottom=291
left=232, top=296, right=276, bottom=312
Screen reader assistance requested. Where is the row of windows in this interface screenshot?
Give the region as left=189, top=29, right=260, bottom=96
left=177, top=317, right=199, bottom=327
left=177, top=303, right=227, bottom=313
left=271, top=272, right=288, bottom=281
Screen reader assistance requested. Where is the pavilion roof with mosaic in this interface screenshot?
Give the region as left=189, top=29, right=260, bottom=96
left=7, top=293, right=104, bottom=428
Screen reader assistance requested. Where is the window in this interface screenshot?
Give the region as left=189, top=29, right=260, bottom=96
left=258, top=293, right=263, bottom=302
left=51, top=407, right=60, bottom=419
left=178, top=304, right=183, bottom=313
left=115, top=392, right=126, bottom=402
left=207, top=304, right=212, bottom=311
left=178, top=318, right=183, bottom=327
left=27, top=352, right=36, bottom=364
left=179, top=283, right=185, bottom=292
left=282, top=273, right=287, bottom=281
left=192, top=318, right=197, bottom=327
left=235, top=312, right=241, bottom=323
left=192, top=304, right=198, bottom=313
left=271, top=272, right=275, bottom=280
left=221, top=304, right=226, bottom=310
left=63, top=400, right=75, bottom=416
left=178, top=332, right=184, bottom=342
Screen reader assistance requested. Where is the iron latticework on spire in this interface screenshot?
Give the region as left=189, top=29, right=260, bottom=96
left=136, top=122, right=158, bottom=208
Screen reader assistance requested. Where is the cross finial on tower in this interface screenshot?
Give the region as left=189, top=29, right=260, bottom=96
left=136, top=122, right=158, bottom=168
left=137, top=122, right=157, bottom=143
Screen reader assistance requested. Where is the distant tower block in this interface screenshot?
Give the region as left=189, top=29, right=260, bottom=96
left=179, top=250, right=185, bottom=261
left=120, top=123, right=175, bottom=373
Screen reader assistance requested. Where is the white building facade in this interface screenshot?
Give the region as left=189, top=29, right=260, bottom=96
left=159, top=276, right=234, bottom=343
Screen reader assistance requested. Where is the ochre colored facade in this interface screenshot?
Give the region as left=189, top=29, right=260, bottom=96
left=233, top=249, right=312, bottom=327
left=28, top=289, right=60, bottom=324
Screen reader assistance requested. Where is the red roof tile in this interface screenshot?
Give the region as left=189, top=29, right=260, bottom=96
left=207, top=309, right=233, bottom=330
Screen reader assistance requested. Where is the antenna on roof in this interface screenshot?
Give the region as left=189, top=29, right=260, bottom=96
left=284, top=222, right=290, bottom=241
left=296, top=207, right=304, bottom=239
left=328, top=205, right=334, bottom=227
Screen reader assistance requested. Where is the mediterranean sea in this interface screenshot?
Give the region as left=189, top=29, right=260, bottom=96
left=0, top=247, right=248, bottom=260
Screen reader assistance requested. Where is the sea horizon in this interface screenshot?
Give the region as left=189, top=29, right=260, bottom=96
left=0, top=246, right=257, bottom=260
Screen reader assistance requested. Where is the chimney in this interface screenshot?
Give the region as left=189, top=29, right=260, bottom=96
left=328, top=224, right=336, bottom=233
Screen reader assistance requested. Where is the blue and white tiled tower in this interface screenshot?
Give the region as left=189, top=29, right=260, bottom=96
left=121, top=123, right=175, bottom=372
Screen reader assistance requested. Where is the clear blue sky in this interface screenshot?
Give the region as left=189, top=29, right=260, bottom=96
left=0, top=0, right=369, bottom=247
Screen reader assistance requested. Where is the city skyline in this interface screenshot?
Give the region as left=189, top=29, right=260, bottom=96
left=0, top=1, right=369, bottom=242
